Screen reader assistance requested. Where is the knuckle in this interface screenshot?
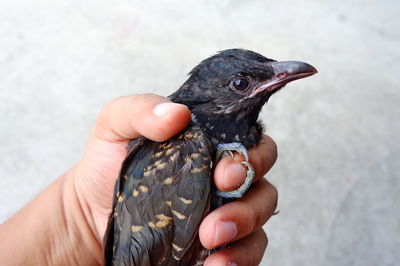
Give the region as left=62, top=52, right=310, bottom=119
left=251, top=136, right=278, bottom=178
left=254, top=179, right=278, bottom=223
left=269, top=183, right=279, bottom=211
left=261, top=229, right=268, bottom=246
left=130, top=93, right=164, bottom=105
left=137, top=92, right=158, bottom=98
left=265, top=136, right=278, bottom=162
left=262, top=134, right=278, bottom=160
left=246, top=231, right=268, bottom=266
left=261, top=180, right=278, bottom=216
left=257, top=230, right=268, bottom=263
left=244, top=202, right=262, bottom=232
left=99, top=96, right=128, bottom=119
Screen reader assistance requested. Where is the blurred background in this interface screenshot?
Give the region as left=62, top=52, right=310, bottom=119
left=1, top=0, right=399, bottom=265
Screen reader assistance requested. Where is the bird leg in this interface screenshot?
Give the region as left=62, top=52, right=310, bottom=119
left=215, top=142, right=255, bottom=198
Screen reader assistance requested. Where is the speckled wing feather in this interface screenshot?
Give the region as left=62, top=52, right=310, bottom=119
left=104, top=125, right=214, bottom=266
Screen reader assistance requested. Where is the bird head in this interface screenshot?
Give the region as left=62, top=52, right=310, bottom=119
left=169, top=49, right=317, bottom=146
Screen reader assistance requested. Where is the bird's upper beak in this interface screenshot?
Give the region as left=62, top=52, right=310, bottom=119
left=249, top=61, right=317, bottom=98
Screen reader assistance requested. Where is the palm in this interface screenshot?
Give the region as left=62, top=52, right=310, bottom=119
left=77, top=138, right=129, bottom=240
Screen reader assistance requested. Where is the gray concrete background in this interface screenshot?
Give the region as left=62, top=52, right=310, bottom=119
left=1, top=0, right=399, bottom=265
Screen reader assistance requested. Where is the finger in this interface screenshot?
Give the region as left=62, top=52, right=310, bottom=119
left=204, top=229, right=268, bottom=266
left=93, top=94, right=191, bottom=142
left=199, top=178, right=278, bottom=249
left=214, top=134, right=278, bottom=191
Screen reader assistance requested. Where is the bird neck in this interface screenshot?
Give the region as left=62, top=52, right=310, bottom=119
left=190, top=108, right=263, bottom=149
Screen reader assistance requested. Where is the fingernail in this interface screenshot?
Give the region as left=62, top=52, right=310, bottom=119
left=223, top=163, right=247, bottom=190
left=152, top=102, right=178, bottom=117
left=214, top=221, right=237, bottom=246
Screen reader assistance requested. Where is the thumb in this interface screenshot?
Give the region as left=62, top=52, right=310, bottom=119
left=92, top=93, right=191, bottom=143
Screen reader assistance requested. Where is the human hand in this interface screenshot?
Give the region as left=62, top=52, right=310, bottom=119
left=200, top=134, right=278, bottom=266
left=75, top=93, right=278, bottom=265
left=0, top=93, right=277, bottom=265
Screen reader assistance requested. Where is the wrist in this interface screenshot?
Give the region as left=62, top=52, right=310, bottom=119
left=0, top=167, right=101, bottom=265
left=60, top=166, right=103, bottom=265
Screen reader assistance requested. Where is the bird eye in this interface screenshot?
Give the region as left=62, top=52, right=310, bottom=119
left=232, top=78, right=249, bottom=91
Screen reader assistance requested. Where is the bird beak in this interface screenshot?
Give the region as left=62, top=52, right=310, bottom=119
left=249, top=61, right=317, bottom=98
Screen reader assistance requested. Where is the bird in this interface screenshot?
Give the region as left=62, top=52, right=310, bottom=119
left=103, top=48, right=317, bottom=265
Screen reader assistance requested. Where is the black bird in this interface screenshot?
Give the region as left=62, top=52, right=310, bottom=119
left=103, top=49, right=317, bottom=265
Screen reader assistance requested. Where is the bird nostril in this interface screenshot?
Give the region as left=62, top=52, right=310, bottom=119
left=277, top=73, right=287, bottom=79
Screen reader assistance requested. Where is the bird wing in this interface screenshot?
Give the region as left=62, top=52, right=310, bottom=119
left=104, top=126, right=214, bottom=265
left=103, top=137, right=145, bottom=266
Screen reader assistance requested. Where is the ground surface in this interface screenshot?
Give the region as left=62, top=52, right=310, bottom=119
left=1, top=1, right=399, bottom=265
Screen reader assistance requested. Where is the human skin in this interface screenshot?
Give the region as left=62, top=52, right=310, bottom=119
left=0, top=94, right=278, bottom=266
